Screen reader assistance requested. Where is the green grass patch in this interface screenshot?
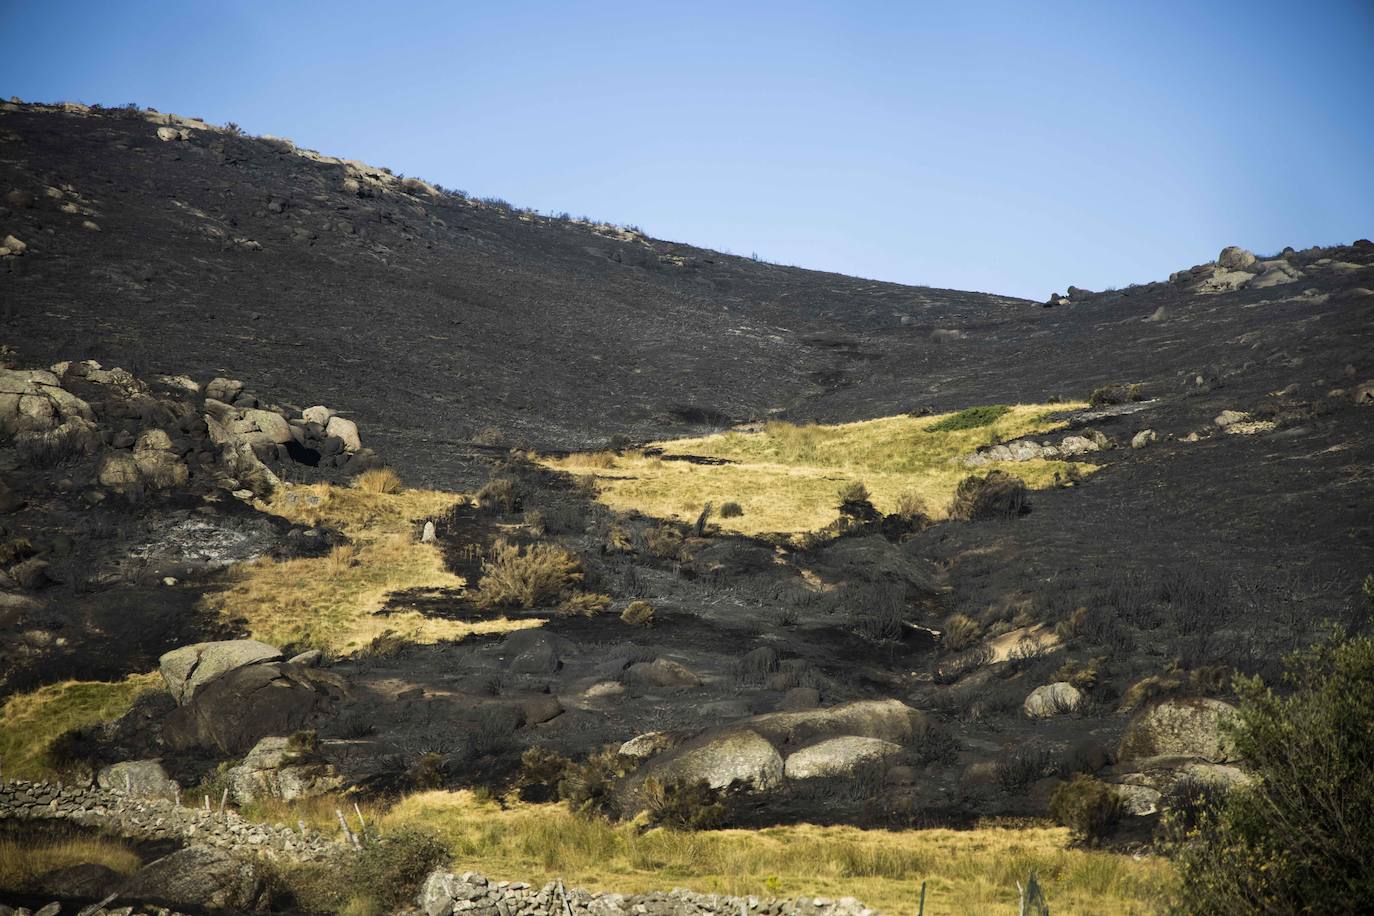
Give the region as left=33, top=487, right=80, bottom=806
left=0, top=673, right=160, bottom=780
left=926, top=404, right=1013, bottom=431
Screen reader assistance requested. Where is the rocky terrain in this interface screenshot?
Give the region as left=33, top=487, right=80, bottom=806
left=1, top=98, right=1373, bottom=913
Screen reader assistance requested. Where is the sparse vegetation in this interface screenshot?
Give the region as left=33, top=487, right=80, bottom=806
left=639, top=778, right=728, bottom=830
left=475, top=540, right=583, bottom=609
left=560, top=591, right=611, bottom=616
left=719, top=501, right=744, bottom=518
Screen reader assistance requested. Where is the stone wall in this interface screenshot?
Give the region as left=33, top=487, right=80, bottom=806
left=420, top=870, right=877, bottom=916
left=0, top=778, right=341, bottom=862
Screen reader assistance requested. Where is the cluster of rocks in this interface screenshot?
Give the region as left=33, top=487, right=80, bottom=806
left=420, top=870, right=875, bottom=916
left=0, top=778, right=341, bottom=861
left=961, top=428, right=1111, bottom=467
left=1, top=904, right=192, bottom=916
left=618, top=698, right=926, bottom=793
left=1, top=356, right=376, bottom=514
left=1170, top=244, right=1312, bottom=294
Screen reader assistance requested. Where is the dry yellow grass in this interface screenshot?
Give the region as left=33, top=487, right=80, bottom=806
left=353, top=466, right=403, bottom=494
left=544, top=405, right=1090, bottom=536
left=265, top=790, right=1164, bottom=915
left=0, top=673, right=160, bottom=780
left=0, top=832, right=141, bottom=891
left=203, top=482, right=537, bottom=653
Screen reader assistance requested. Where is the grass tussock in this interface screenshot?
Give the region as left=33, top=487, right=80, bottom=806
left=354, top=467, right=403, bottom=494
left=475, top=541, right=583, bottom=610
left=0, top=832, right=142, bottom=891
left=0, top=674, right=160, bottom=780
left=204, top=482, right=535, bottom=653
left=544, top=404, right=1087, bottom=535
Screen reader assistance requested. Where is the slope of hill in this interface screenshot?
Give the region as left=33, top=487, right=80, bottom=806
left=2, top=98, right=1374, bottom=914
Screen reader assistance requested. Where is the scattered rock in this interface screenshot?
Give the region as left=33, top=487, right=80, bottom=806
left=1213, top=410, right=1248, bottom=428
left=1131, top=429, right=1158, bottom=448
left=1023, top=682, right=1083, bottom=718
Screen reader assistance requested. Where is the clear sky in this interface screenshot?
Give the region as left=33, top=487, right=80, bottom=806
left=2, top=0, right=1371, bottom=298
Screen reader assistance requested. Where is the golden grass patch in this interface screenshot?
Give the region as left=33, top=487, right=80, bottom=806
left=544, top=405, right=1090, bottom=536
left=0, top=831, right=141, bottom=892
left=366, top=791, right=1168, bottom=915
left=0, top=673, right=160, bottom=780
left=203, top=483, right=536, bottom=654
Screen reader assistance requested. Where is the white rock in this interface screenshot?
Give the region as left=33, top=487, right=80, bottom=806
left=302, top=405, right=333, bottom=426
left=1131, top=429, right=1157, bottom=449
left=1023, top=682, right=1083, bottom=718
left=782, top=736, right=903, bottom=780
left=325, top=415, right=360, bottom=451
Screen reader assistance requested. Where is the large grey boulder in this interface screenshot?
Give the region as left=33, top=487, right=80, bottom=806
left=120, top=846, right=264, bottom=911
left=227, top=735, right=344, bottom=804
left=160, top=639, right=282, bottom=704
left=1218, top=246, right=1257, bottom=270
left=37, top=863, right=124, bottom=899
left=163, top=661, right=342, bottom=755
left=646, top=729, right=784, bottom=790
left=1118, top=697, right=1239, bottom=763
left=96, top=759, right=179, bottom=800
left=623, top=658, right=702, bottom=690
left=783, top=736, right=903, bottom=779
left=245, top=408, right=293, bottom=444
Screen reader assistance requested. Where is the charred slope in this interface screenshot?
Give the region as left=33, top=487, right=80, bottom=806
left=0, top=103, right=1027, bottom=486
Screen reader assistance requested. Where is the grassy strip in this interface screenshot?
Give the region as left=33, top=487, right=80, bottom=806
left=0, top=673, right=160, bottom=780
left=204, top=481, right=536, bottom=654
left=546, top=404, right=1087, bottom=536
left=0, top=831, right=141, bottom=892
left=243, top=791, right=1170, bottom=915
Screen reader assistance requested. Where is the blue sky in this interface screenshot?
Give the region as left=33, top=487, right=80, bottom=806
left=2, top=0, right=1371, bottom=298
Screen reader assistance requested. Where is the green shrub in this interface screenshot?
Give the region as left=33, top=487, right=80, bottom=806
left=1167, top=624, right=1374, bottom=914
left=350, top=828, right=449, bottom=911
left=927, top=404, right=1012, bottom=431
left=1050, top=774, right=1121, bottom=844
left=620, top=600, right=655, bottom=627
left=474, top=541, right=582, bottom=609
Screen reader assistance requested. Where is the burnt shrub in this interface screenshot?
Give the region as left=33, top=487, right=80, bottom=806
left=559, top=747, right=633, bottom=820
left=848, top=580, right=908, bottom=643
left=837, top=481, right=880, bottom=522
left=514, top=746, right=571, bottom=803
left=719, top=501, right=744, bottom=518
left=995, top=741, right=1057, bottom=794
left=1088, top=383, right=1143, bottom=408
left=1050, top=774, right=1121, bottom=843
left=639, top=778, right=728, bottom=830
left=941, top=612, right=982, bottom=651
left=735, top=646, right=781, bottom=685
left=1159, top=773, right=1231, bottom=836
left=932, top=643, right=994, bottom=685
left=475, top=476, right=519, bottom=514
left=949, top=470, right=1029, bottom=521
